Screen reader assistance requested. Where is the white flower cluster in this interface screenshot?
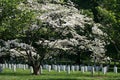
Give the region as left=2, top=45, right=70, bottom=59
left=0, top=39, right=35, bottom=57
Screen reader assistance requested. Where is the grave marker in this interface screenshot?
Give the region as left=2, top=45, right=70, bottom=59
left=71, top=66, right=75, bottom=72
left=67, top=66, right=70, bottom=74
left=57, top=65, right=60, bottom=72
left=30, top=66, right=33, bottom=73
left=114, top=66, right=117, bottom=73
left=81, top=66, right=84, bottom=73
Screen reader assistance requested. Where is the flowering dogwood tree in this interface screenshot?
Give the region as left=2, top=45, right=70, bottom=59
left=0, top=0, right=107, bottom=75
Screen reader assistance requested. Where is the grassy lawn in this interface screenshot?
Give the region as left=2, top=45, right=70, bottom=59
left=0, top=69, right=120, bottom=80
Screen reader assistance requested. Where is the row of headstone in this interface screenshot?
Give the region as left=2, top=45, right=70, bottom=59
left=42, top=65, right=119, bottom=74
left=0, top=64, right=119, bottom=74
left=0, top=64, right=29, bottom=71
left=54, top=65, right=80, bottom=71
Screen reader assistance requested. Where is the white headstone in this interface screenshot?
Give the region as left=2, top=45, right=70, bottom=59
left=87, top=66, right=91, bottom=71
left=60, top=65, right=62, bottom=71
left=71, top=66, right=75, bottom=72
left=76, top=65, right=79, bottom=71
left=57, top=65, right=60, bottom=72
left=40, top=66, right=43, bottom=74
left=20, top=64, right=23, bottom=68
left=114, top=66, right=117, bottom=73
left=17, top=64, right=20, bottom=68
left=52, top=65, right=54, bottom=70
left=9, top=64, right=12, bottom=69
left=16, top=64, right=18, bottom=68
left=81, top=66, right=84, bottom=73
left=48, top=65, right=51, bottom=72
left=95, top=66, right=100, bottom=72
left=84, top=66, right=87, bottom=72
left=23, top=64, right=26, bottom=70
left=43, top=65, right=45, bottom=69
left=52, top=65, right=55, bottom=70
left=5, top=63, right=8, bottom=68
left=25, top=64, right=28, bottom=69
left=100, top=64, right=103, bottom=69
left=46, top=65, right=48, bottom=70
left=102, top=67, right=107, bottom=74
left=30, top=66, right=33, bottom=73
left=13, top=64, right=16, bottom=72
left=67, top=66, right=70, bottom=74
left=54, top=65, right=57, bottom=71
left=91, top=66, right=95, bottom=74
left=63, top=65, right=66, bottom=71
left=2, top=64, right=5, bottom=69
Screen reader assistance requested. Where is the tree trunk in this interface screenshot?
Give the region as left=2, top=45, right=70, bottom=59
left=33, top=65, right=40, bottom=75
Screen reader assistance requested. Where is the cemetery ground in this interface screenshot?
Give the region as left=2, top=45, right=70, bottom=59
left=0, top=68, right=120, bottom=80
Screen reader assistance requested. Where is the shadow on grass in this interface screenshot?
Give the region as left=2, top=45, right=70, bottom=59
left=0, top=72, right=31, bottom=76
left=41, top=72, right=93, bottom=77
left=0, top=72, right=106, bottom=77
left=0, top=72, right=102, bottom=79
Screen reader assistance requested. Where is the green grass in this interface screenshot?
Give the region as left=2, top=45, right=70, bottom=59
left=0, top=69, right=120, bottom=80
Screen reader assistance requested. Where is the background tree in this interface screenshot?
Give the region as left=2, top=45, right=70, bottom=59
left=91, top=0, right=120, bottom=64
left=71, top=0, right=120, bottom=64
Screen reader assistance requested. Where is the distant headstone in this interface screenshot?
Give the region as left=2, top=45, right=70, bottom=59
left=13, top=64, right=16, bottom=72
left=60, top=65, right=62, bottom=71
left=5, top=63, right=8, bottom=68
left=16, top=64, right=18, bottom=68
left=84, top=66, right=88, bottom=72
left=114, top=66, right=117, bottom=73
left=67, top=66, right=70, bottom=74
left=18, top=64, right=21, bottom=68
left=76, top=65, right=79, bottom=71
left=9, top=64, right=12, bottom=69
left=91, top=66, right=95, bottom=74
left=87, top=66, right=91, bottom=71
left=20, top=64, right=23, bottom=68
left=95, top=66, right=100, bottom=72
left=102, top=66, right=107, bottom=74
left=25, top=64, right=28, bottom=69
left=48, top=65, right=51, bottom=72
left=52, top=65, right=54, bottom=70
left=81, top=66, right=84, bottom=73
left=40, top=66, right=43, bottom=74
left=30, top=66, right=33, bottom=73
left=57, top=65, right=60, bottom=72
left=2, top=64, right=5, bottom=69
left=63, top=65, right=66, bottom=71
left=71, top=66, right=75, bottom=72
left=55, top=65, right=57, bottom=71
left=45, top=65, right=48, bottom=70
left=23, top=64, right=26, bottom=70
